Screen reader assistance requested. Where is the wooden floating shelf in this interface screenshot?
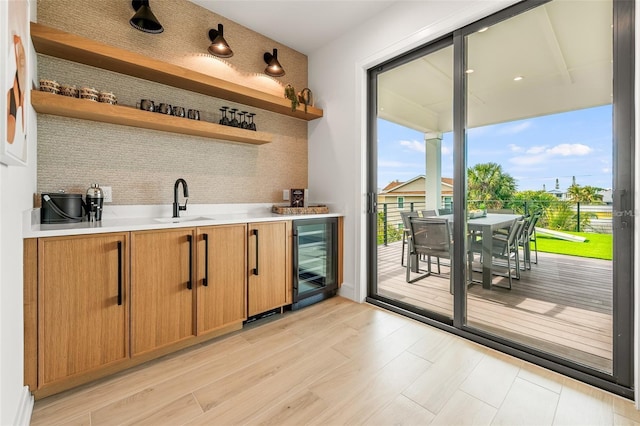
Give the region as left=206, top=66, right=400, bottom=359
left=30, top=22, right=323, bottom=121
left=31, top=91, right=273, bottom=145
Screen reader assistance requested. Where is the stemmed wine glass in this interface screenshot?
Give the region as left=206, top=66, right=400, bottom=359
left=240, top=111, right=249, bottom=129
left=248, top=113, right=256, bottom=131
left=229, top=108, right=239, bottom=127
left=219, top=107, right=229, bottom=126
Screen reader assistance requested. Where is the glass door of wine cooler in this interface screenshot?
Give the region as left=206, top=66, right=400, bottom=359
left=292, top=217, right=338, bottom=309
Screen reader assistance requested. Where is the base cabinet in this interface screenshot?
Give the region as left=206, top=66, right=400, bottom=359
left=37, top=233, right=129, bottom=387
left=196, top=224, right=247, bottom=334
left=130, top=228, right=196, bottom=356
left=247, top=221, right=292, bottom=316
left=24, top=218, right=313, bottom=397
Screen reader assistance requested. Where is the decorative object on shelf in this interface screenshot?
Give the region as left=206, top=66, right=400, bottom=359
left=284, top=84, right=299, bottom=112
left=207, top=24, right=233, bottom=58
left=263, top=48, right=285, bottom=77
left=297, top=88, right=313, bottom=113
left=129, top=0, right=163, bottom=34
left=137, top=99, right=155, bottom=111
left=39, top=79, right=60, bottom=94
left=187, top=109, right=200, bottom=120
left=60, top=84, right=79, bottom=98
left=79, top=87, right=99, bottom=102
left=156, top=102, right=171, bottom=114
left=98, top=91, right=117, bottom=105
left=172, top=105, right=185, bottom=117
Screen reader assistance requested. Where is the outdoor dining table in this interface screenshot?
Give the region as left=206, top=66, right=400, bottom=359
left=437, top=213, right=522, bottom=289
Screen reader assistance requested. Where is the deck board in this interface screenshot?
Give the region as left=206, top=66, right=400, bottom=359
left=376, top=241, right=613, bottom=372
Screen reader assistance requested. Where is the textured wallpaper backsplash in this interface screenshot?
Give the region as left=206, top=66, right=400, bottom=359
left=35, top=0, right=310, bottom=205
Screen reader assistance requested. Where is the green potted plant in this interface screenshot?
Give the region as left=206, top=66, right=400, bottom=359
left=284, top=84, right=299, bottom=112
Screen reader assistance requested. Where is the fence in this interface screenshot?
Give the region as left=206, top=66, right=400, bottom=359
left=377, top=200, right=612, bottom=246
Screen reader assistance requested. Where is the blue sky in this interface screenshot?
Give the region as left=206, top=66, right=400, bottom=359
left=377, top=105, right=612, bottom=192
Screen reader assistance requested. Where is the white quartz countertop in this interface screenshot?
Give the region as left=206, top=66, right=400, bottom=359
left=23, top=203, right=342, bottom=238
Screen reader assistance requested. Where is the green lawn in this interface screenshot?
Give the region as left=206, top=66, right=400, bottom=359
left=534, top=231, right=612, bottom=260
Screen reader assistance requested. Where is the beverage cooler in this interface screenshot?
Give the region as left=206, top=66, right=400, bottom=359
left=292, top=217, right=338, bottom=310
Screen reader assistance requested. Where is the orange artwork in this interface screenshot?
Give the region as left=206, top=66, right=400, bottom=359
left=6, top=34, right=26, bottom=145
left=3, top=0, right=29, bottom=166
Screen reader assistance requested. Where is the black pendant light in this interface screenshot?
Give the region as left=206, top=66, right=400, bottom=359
left=263, top=48, right=285, bottom=77
left=130, top=0, right=164, bottom=34
left=208, top=24, right=233, bottom=58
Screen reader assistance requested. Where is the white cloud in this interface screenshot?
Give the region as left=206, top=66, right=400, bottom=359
left=509, top=143, right=593, bottom=167
left=526, top=146, right=547, bottom=154
left=399, top=139, right=425, bottom=153
left=441, top=146, right=452, bottom=155
left=508, top=144, right=523, bottom=152
left=499, top=121, right=532, bottom=135
left=546, top=143, right=592, bottom=156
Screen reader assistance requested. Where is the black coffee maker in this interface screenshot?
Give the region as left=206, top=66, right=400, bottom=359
left=86, top=183, right=104, bottom=221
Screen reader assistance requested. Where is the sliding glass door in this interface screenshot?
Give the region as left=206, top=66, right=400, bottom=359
left=464, top=0, right=615, bottom=374
left=367, top=0, right=633, bottom=395
left=371, top=38, right=455, bottom=322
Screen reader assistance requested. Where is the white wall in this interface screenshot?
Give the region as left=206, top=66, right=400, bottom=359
left=1, top=2, right=38, bottom=424
left=308, top=0, right=518, bottom=301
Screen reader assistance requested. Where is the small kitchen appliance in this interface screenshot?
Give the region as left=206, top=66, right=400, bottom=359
left=86, top=183, right=104, bottom=221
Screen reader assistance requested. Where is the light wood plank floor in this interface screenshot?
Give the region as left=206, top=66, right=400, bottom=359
left=378, top=241, right=613, bottom=372
left=30, top=297, right=637, bottom=426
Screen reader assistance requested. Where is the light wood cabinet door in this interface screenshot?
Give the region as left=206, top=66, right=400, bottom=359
left=247, top=221, right=292, bottom=316
left=196, top=224, right=247, bottom=334
left=38, top=233, right=129, bottom=386
left=130, top=228, right=196, bottom=356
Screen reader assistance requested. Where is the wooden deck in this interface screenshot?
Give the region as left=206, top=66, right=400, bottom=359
left=376, top=241, right=613, bottom=372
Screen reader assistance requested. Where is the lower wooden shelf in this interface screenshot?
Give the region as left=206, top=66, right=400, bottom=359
left=31, top=90, right=273, bottom=145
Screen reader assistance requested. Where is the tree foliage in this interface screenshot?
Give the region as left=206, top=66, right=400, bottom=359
left=377, top=211, right=403, bottom=244
left=566, top=184, right=604, bottom=204
left=467, top=162, right=517, bottom=209
left=508, top=190, right=557, bottom=215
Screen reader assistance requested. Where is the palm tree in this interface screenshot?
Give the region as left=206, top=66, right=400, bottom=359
left=467, top=162, right=517, bottom=209
left=566, top=184, right=604, bottom=204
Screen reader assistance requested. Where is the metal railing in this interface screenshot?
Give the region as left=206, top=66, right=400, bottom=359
left=377, top=199, right=612, bottom=246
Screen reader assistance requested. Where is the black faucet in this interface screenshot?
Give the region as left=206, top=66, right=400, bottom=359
left=173, top=178, right=189, bottom=218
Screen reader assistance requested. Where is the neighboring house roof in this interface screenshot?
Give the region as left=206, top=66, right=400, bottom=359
left=380, top=175, right=453, bottom=196
left=381, top=180, right=402, bottom=192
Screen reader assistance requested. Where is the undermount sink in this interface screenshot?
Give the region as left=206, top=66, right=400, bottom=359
left=154, top=216, right=211, bottom=223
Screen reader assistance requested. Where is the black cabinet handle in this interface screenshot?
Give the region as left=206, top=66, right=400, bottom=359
left=202, top=233, right=209, bottom=287
left=252, top=229, right=259, bottom=276
left=117, top=241, right=123, bottom=306
left=187, top=234, right=193, bottom=290
left=293, top=230, right=299, bottom=291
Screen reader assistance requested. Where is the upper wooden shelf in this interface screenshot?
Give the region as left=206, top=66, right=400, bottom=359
left=31, top=90, right=273, bottom=145
left=30, top=22, right=323, bottom=121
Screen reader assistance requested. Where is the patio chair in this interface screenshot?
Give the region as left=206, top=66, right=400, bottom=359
left=518, top=211, right=541, bottom=269
left=400, top=211, right=419, bottom=266
left=406, top=217, right=452, bottom=286
left=421, top=209, right=438, bottom=217
left=468, top=218, right=525, bottom=289
left=438, top=208, right=452, bottom=215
